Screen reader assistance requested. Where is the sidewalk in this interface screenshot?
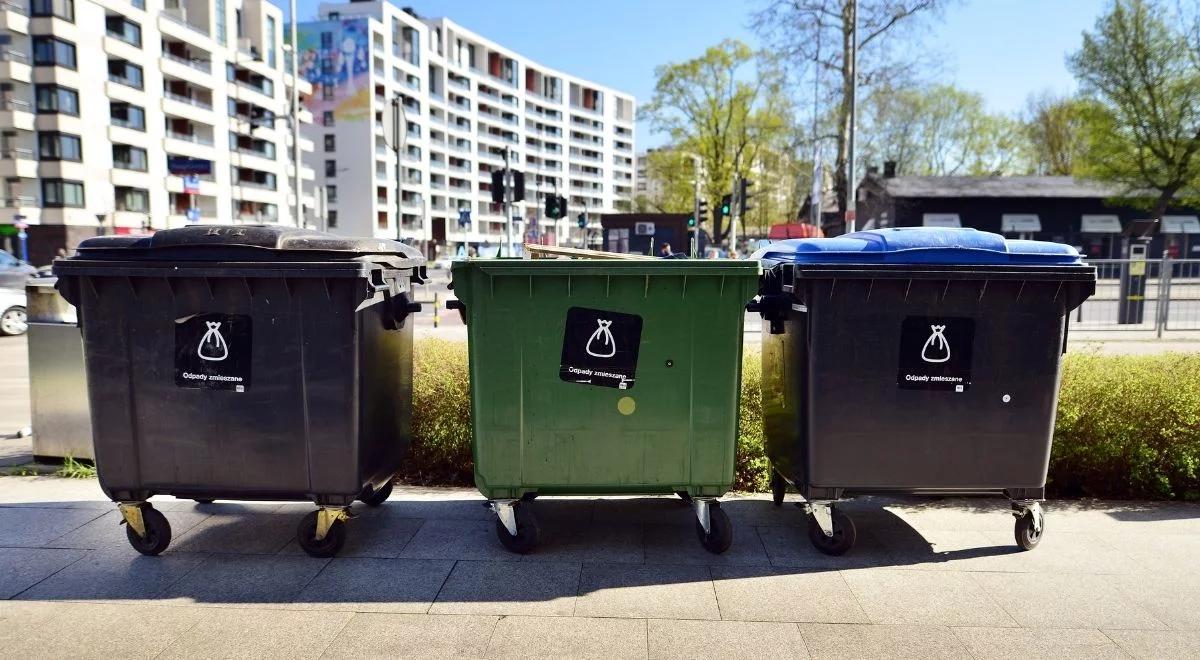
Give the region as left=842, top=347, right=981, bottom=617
left=0, top=477, right=1197, bottom=659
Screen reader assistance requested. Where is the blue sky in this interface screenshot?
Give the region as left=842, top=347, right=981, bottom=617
left=288, top=0, right=1111, bottom=149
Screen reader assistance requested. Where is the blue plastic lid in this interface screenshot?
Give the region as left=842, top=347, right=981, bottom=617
left=752, top=227, right=1082, bottom=266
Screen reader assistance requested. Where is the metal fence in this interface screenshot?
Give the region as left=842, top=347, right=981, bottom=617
left=1074, top=258, right=1200, bottom=334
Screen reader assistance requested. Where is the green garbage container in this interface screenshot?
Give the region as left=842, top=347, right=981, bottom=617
left=449, top=258, right=759, bottom=554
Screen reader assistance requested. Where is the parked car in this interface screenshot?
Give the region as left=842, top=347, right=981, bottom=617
left=0, top=250, right=36, bottom=290
left=0, top=287, right=26, bottom=336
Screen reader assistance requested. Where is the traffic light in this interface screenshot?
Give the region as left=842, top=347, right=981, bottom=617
left=576, top=212, right=587, bottom=229
left=690, top=198, right=708, bottom=228
left=737, top=177, right=754, bottom=215
left=489, top=169, right=527, bottom=204
left=512, top=171, right=526, bottom=202
left=545, top=194, right=568, bottom=219
left=717, top=194, right=732, bottom=225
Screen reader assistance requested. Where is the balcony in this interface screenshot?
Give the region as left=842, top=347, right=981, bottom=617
left=0, top=147, right=36, bottom=178
left=0, top=49, right=30, bottom=84
left=165, top=130, right=214, bottom=146
left=162, top=51, right=211, bottom=74
left=158, top=9, right=209, bottom=39
left=0, top=98, right=33, bottom=131
left=0, top=0, right=28, bottom=34
left=164, top=91, right=212, bottom=110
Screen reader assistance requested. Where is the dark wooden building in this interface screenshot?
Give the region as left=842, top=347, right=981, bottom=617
left=599, top=213, right=704, bottom=256
left=856, top=174, right=1200, bottom=259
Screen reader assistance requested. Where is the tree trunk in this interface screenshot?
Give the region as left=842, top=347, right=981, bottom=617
left=833, top=1, right=855, bottom=233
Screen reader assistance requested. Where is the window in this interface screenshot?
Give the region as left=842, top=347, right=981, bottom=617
left=32, top=36, right=77, bottom=69
left=34, top=84, right=79, bottom=116
left=42, top=179, right=84, bottom=207
left=107, top=60, right=143, bottom=89
left=325, top=159, right=336, bottom=177
left=105, top=15, right=141, bottom=47
left=226, top=63, right=236, bottom=82
left=326, top=185, right=337, bottom=203
left=110, top=102, right=145, bottom=130
left=324, top=134, right=335, bottom=152
left=37, top=131, right=82, bottom=161
left=322, top=85, right=334, bottom=100
left=322, top=110, right=334, bottom=126
left=30, top=0, right=73, bottom=21
left=112, top=144, right=147, bottom=171
left=114, top=186, right=148, bottom=212
left=320, top=31, right=333, bottom=49
left=215, top=0, right=226, bottom=45
left=266, top=17, right=276, bottom=68
left=327, top=210, right=337, bottom=228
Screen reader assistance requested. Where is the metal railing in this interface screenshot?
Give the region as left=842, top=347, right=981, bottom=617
left=162, top=51, right=211, bottom=73
left=1073, top=258, right=1200, bottom=334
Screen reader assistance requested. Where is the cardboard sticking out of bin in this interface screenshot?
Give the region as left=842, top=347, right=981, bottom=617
left=524, top=244, right=657, bottom=260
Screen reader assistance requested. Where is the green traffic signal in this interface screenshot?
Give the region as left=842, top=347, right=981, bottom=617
left=720, top=194, right=732, bottom=216
left=687, top=215, right=697, bottom=228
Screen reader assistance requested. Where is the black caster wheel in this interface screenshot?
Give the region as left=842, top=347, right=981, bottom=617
left=1014, top=512, right=1043, bottom=550
left=296, top=510, right=347, bottom=558
left=360, top=481, right=393, bottom=507
left=695, top=502, right=734, bottom=554
left=126, top=505, right=172, bottom=556
left=807, top=509, right=856, bottom=556
left=770, top=470, right=786, bottom=507
left=495, top=504, right=540, bottom=554
left=193, top=499, right=215, bottom=504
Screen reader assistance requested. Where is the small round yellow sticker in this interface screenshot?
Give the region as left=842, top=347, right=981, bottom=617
left=617, top=396, right=636, bottom=416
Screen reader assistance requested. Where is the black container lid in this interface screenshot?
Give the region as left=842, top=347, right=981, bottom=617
left=67, top=225, right=425, bottom=266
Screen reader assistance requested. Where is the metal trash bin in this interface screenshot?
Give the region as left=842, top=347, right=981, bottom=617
left=54, top=226, right=425, bottom=557
left=26, top=277, right=93, bottom=461
left=752, top=228, right=1095, bottom=555
left=449, top=258, right=759, bottom=554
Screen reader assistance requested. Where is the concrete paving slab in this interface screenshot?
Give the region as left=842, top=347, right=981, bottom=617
left=320, top=612, right=499, bottom=658
left=169, top=512, right=297, bottom=555
left=709, top=566, right=870, bottom=624
left=0, top=601, right=207, bottom=659
left=1096, top=531, right=1200, bottom=572
left=973, top=572, right=1167, bottom=630
left=160, top=553, right=329, bottom=607
left=841, top=568, right=1017, bottom=627
left=487, top=615, right=647, bottom=659
left=979, top=529, right=1142, bottom=575
left=642, top=522, right=771, bottom=566
left=430, top=560, right=580, bottom=616
left=18, top=548, right=207, bottom=602
left=574, top=563, right=719, bottom=620
left=1112, top=574, right=1200, bottom=631
left=796, top=623, right=969, bottom=659
left=158, top=607, right=354, bottom=660
left=521, top=497, right=597, bottom=527
left=756, top=524, right=892, bottom=570
left=1102, top=629, right=1200, bottom=660
left=591, top=496, right=698, bottom=527
left=649, top=619, right=806, bottom=659
left=0, top=547, right=86, bottom=598
left=278, top=515, right=424, bottom=559
left=0, top=476, right=109, bottom=508
left=399, top=518, right=522, bottom=562
left=522, top=522, right=644, bottom=564
left=48, top=509, right=211, bottom=552
left=951, top=626, right=1129, bottom=660
left=367, top=497, right=494, bottom=522
left=0, top=505, right=105, bottom=546
left=290, top=557, right=454, bottom=614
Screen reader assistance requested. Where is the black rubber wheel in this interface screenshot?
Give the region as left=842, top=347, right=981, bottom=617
left=695, top=502, right=734, bottom=554
left=495, top=504, right=540, bottom=554
left=125, top=505, right=172, bottom=556
left=1014, top=512, right=1043, bottom=551
left=360, top=481, right=393, bottom=507
left=193, top=499, right=215, bottom=504
left=770, top=469, right=786, bottom=507
left=807, top=509, right=856, bottom=556
left=296, top=510, right=347, bottom=558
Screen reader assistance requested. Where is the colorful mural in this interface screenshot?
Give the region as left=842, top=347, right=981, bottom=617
left=298, top=18, right=372, bottom=123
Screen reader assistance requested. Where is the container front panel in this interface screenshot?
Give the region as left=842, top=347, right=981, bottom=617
left=778, top=276, right=1076, bottom=493
left=77, top=273, right=374, bottom=501
left=461, top=266, right=755, bottom=497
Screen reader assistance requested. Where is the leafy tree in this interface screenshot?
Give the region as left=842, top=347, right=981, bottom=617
left=639, top=40, right=794, bottom=241
left=1022, top=92, right=1095, bottom=176
left=1068, top=0, right=1200, bottom=218
left=635, top=148, right=698, bottom=214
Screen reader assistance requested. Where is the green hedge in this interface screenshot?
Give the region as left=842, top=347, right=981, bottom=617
left=402, top=339, right=1200, bottom=500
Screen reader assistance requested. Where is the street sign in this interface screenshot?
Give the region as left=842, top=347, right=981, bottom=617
left=168, top=157, right=212, bottom=175
left=183, top=174, right=201, bottom=194
left=186, top=208, right=201, bottom=222
left=457, top=209, right=471, bottom=227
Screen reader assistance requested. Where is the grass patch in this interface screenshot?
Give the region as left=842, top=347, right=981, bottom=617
left=54, top=455, right=97, bottom=479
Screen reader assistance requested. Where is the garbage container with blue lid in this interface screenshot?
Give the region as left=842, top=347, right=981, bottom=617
left=751, top=227, right=1096, bottom=556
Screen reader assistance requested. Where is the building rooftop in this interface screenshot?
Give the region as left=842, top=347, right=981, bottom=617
left=869, top=175, right=1124, bottom=199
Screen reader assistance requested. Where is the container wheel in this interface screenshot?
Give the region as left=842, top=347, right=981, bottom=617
left=495, top=504, right=540, bottom=554
left=1014, top=511, right=1043, bottom=551
left=126, top=505, right=172, bottom=556
left=807, top=509, right=856, bottom=556
left=695, top=502, right=733, bottom=554
left=193, top=499, right=215, bottom=504
left=0, top=306, right=27, bottom=336
left=296, top=510, right=347, bottom=558
left=360, top=481, right=393, bottom=507
left=770, top=470, right=786, bottom=507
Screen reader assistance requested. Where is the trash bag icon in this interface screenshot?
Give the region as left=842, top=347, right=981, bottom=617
left=197, top=321, right=229, bottom=361
left=585, top=319, right=617, bottom=358
left=921, top=325, right=950, bottom=363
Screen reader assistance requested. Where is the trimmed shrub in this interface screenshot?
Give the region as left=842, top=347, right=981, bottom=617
left=401, top=338, right=474, bottom=485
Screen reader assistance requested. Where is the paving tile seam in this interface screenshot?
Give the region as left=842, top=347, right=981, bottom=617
left=5, top=547, right=90, bottom=601
left=426, top=558, right=460, bottom=615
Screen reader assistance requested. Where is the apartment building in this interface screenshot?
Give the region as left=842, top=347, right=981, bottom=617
left=299, top=1, right=636, bottom=254
left=0, top=0, right=314, bottom=264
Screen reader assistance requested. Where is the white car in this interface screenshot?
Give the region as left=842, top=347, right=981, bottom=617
left=0, top=287, right=26, bottom=336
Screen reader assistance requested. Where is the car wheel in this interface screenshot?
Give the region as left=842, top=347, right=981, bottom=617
left=0, top=306, right=27, bottom=336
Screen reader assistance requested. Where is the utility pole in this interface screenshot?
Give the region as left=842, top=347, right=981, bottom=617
left=811, top=24, right=822, bottom=226
left=729, top=170, right=740, bottom=254
left=502, top=150, right=514, bottom=257
left=391, top=95, right=407, bottom=241
left=691, top=155, right=701, bottom=258
left=846, top=0, right=858, bottom=234
left=289, top=0, right=301, bottom=230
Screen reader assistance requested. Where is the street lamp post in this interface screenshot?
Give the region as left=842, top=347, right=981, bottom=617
left=289, top=0, right=302, bottom=230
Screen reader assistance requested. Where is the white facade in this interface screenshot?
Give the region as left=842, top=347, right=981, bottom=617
left=0, top=0, right=314, bottom=242
left=300, top=1, right=635, bottom=249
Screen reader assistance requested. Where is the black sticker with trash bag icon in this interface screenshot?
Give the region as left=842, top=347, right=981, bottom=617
left=175, top=313, right=252, bottom=391
left=897, top=316, right=974, bottom=392
left=559, top=306, right=643, bottom=389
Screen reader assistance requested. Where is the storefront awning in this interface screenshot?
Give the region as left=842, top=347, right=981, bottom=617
left=1080, top=215, right=1122, bottom=233
left=1001, top=214, right=1042, bottom=233
left=922, top=213, right=961, bottom=228
left=1161, top=215, right=1200, bottom=234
